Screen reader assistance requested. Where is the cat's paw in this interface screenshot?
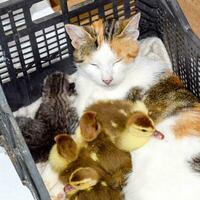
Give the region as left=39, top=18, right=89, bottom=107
left=67, top=73, right=77, bottom=83
left=126, top=87, right=144, bottom=102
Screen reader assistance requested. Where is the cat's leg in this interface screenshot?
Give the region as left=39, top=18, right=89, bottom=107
left=13, top=98, right=42, bottom=118
left=67, top=72, right=78, bottom=83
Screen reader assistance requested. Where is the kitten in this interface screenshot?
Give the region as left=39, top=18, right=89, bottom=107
left=16, top=72, right=78, bottom=162
left=65, top=13, right=169, bottom=116
left=15, top=117, right=52, bottom=162
left=35, top=71, right=79, bottom=134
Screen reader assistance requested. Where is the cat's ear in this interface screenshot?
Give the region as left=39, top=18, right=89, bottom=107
left=69, top=167, right=99, bottom=189
left=65, top=24, right=90, bottom=49
left=80, top=111, right=100, bottom=142
left=54, top=134, right=78, bottom=161
left=121, top=13, right=141, bottom=41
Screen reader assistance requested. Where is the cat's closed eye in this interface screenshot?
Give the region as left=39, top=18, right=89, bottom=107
left=90, top=58, right=122, bottom=68
left=113, top=58, right=122, bottom=66
left=90, top=63, right=99, bottom=68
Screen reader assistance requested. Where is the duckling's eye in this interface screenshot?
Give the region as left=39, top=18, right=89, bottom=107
left=141, top=129, right=147, bottom=132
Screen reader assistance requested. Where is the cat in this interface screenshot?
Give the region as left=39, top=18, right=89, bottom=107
left=35, top=71, right=79, bottom=134
left=16, top=71, right=78, bottom=163
left=122, top=45, right=200, bottom=200
left=65, top=12, right=200, bottom=200
left=65, top=13, right=170, bottom=117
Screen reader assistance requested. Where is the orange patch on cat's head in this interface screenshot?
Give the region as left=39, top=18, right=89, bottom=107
left=110, top=38, right=139, bottom=63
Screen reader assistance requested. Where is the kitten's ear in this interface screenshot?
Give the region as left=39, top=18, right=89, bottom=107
left=121, top=13, right=141, bottom=41
left=65, top=24, right=90, bottom=49
left=80, top=111, right=100, bottom=142
left=69, top=167, right=99, bottom=189
left=54, top=134, right=78, bottom=161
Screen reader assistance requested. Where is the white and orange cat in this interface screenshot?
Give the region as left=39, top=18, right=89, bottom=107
left=66, top=13, right=200, bottom=200
left=65, top=13, right=169, bottom=117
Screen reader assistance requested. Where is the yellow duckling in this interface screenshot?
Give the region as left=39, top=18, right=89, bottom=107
left=84, top=100, right=164, bottom=152
left=48, top=134, right=79, bottom=173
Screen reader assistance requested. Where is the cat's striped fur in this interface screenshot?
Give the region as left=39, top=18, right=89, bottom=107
left=36, top=71, right=79, bottom=134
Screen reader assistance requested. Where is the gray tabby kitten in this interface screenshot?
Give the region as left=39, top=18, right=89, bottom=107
left=16, top=71, right=78, bottom=163
left=35, top=71, right=79, bottom=134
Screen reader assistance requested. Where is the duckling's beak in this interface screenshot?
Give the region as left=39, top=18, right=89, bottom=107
left=153, top=130, right=164, bottom=140
left=64, top=184, right=75, bottom=193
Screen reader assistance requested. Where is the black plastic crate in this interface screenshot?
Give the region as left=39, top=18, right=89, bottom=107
left=137, top=0, right=200, bottom=97
left=0, top=0, right=200, bottom=200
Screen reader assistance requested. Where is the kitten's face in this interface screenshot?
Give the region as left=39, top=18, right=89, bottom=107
left=66, top=13, right=141, bottom=87
left=43, top=71, right=76, bottom=99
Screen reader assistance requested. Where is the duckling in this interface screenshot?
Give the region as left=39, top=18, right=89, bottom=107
left=64, top=167, right=122, bottom=200
left=49, top=115, right=132, bottom=189
left=49, top=133, right=124, bottom=200
left=48, top=133, right=79, bottom=173
left=84, top=99, right=164, bottom=152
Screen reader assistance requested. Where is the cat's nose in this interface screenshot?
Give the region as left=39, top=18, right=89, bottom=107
left=103, top=78, right=113, bottom=85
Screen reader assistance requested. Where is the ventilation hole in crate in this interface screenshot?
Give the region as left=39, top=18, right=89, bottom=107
left=70, top=16, right=78, bottom=24
left=104, top=3, right=114, bottom=19
left=13, top=8, right=26, bottom=31
left=166, top=24, right=177, bottom=69
left=20, top=35, right=35, bottom=69
left=157, top=7, right=167, bottom=35
left=0, top=45, right=9, bottom=83
left=198, top=58, right=200, bottom=77
left=27, top=67, right=36, bottom=74
left=90, top=9, right=99, bottom=21
left=1, top=13, right=13, bottom=36
left=70, top=9, right=99, bottom=25
left=7, top=40, right=20, bottom=70
left=79, top=12, right=90, bottom=25
left=188, top=51, right=198, bottom=95
left=130, top=0, right=136, bottom=15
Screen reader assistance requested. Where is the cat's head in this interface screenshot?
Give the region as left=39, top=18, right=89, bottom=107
left=43, top=71, right=76, bottom=99
left=66, top=13, right=141, bottom=87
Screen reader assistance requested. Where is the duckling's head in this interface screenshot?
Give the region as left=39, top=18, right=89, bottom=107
left=117, top=111, right=164, bottom=152
left=48, top=134, right=79, bottom=173
left=64, top=167, right=100, bottom=197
